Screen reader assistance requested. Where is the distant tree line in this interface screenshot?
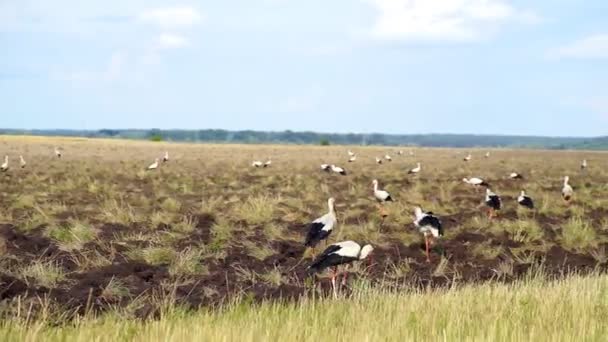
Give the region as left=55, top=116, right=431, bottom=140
left=0, top=129, right=606, bottom=150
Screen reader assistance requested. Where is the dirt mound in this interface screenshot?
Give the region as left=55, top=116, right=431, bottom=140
left=0, top=224, right=58, bottom=258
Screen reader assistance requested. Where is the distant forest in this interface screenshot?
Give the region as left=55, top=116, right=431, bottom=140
left=1, top=129, right=607, bottom=150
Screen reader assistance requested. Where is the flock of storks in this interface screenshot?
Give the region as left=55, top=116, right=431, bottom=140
left=0, top=146, right=588, bottom=298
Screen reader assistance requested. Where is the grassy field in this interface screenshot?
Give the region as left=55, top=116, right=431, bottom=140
left=0, top=135, right=607, bottom=339
left=1, top=273, right=607, bottom=341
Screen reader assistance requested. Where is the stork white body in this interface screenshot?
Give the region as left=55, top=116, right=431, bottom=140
left=372, top=179, right=392, bottom=202
left=348, top=150, right=355, bottom=157
left=162, top=151, right=169, bottom=163
left=147, top=158, right=159, bottom=170
left=330, top=164, right=346, bottom=175
left=464, top=153, right=472, bottom=162
left=408, top=162, right=421, bottom=175
left=55, top=147, right=62, bottom=158
left=1, top=156, right=8, bottom=172
left=348, top=155, right=356, bottom=163
left=518, top=190, right=534, bottom=209
left=384, top=154, right=392, bottom=162
left=562, top=176, right=573, bottom=201
left=19, top=155, right=26, bottom=168
left=375, top=157, right=382, bottom=164
left=463, top=177, right=488, bottom=187
left=485, top=151, right=490, bottom=158
left=304, top=198, right=337, bottom=249
left=264, top=158, right=272, bottom=167
left=321, top=164, right=331, bottom=172
left=509, top=172, right=523, bottom=179
left=252, top=161, right=264, bottom=168
left=308, top=240, right=374, bottom=298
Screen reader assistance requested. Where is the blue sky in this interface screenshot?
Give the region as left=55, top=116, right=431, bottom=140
left=1, top=0, right=607, bottom=136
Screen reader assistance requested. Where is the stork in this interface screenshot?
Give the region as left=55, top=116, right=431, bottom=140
left=304, top=198, right=337, bottom=254
left=162, top=151, right=169, bottom=163
left=384, top=154, right=392, bottom=162
left=330, top=165, right=347, bottom=176
left=264, top=158, right=272, bottom=168
left=372, top=179, right=392, bottom=221
left=517, top=190, right=534, bottom=209
left=252, top=160, right=264, bottom=168
left=19, top=156, right=26, bottom=168
left=413, top=207, right=443, bottom=263
left=407, top=162, right=421, bottom=175
left=348, top=155, right=356, bottom=163
left=147, top=158, right=159, bottom=171
left=463, top=153, right=472, bottom=162
left=562, top=176, right=573, bottom=204
left=308, top=241, right=374, bottom=298
left=375, top=157, right=383, bottom=165
left=321, top=164, right=331, bottom=172
left=55, top=147, right=62, bottom=158
left=509, top=172, right=524, bottom=180
left=485, top=188, right=502, bottom=219
left=463, top=177, right=489, bottom=188
left=581, top=159, right=587, bottom=171
left=1, top=156, right=8, bottom=172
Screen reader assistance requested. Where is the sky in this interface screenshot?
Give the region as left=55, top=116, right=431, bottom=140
left=1, top=0, right=607, bottom=137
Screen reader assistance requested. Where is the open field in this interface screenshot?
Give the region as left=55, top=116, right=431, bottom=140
left=1, top=136, right=608, bottom=334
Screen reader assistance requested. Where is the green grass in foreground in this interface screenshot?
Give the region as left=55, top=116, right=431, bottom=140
left=1, top=274, right=608, bottom=341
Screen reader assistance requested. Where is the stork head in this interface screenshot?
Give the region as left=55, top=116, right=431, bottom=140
left=359, top=244, right=374, bottom=260
left=462, top=178, right=469, bottom=183
left=564, top=176, right=570, bottom=184
left=520, top=190, right=526, bottom=196
left=372, top=179, right=378, bottom=186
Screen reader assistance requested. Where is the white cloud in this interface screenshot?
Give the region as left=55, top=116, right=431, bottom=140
left=158, top=33, right=190, bottom=49
left=555, top=34, right=608, bottom=59
left=139, top=6, right=202, bottom=28
left=364, top=0, right=535, bottom=41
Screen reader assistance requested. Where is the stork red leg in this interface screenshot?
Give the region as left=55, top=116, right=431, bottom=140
left=331, top=267, right=338, bottom=299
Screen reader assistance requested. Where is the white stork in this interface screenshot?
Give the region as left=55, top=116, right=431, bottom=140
left=330, top=165, right=347, bottom=176
left=413, top=207, right=443, bottom=263
left=485, top=151, right=491, bottom=158
left=409, top=150, right=415, bottom=156
left=264, top=158, right=272, bottom=168
left=581, top=159, right=587, bottom=170
left=348, top=150, right=355, bottom=157
left=1, top=156, right=8, bottom=172
left=147, top=158, right=159, bottom=171
left=252, top=160, right=264, bottom=168
left=162, top=151, right=169, bottom=163
left=562, top=176, right=573, bottom=203
left=375, top=157, right=383, bottom=165
left=348, top=155, right=356, bottom=163
left=384, top=154, right=392, bottom=162
left=55, top=147, right=62, bottom=158
left=397, top=150, right=404, bottom=155
left=517, top=190, right=534, bottom=209
left=321, top=164, right=331, bottom=172
left=407, top=162, right=421, bottom=175
left=308, top=240, right=374, bottom=298
left=372, top=179, right=393, bottom=203
left=485, top=188, right=502, bottom=219
left=509, top=172, right=524, bottom=180
left=19, top=155, right=26, bottom=168
left=304, top=198, right=337, bottom=253
left=463, top=177, right=489, bottom=188
left=463, top=153, right=472, bottom=162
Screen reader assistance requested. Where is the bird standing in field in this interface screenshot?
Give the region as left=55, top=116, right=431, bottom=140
left=162, top=151, right=169, bottom=163
left=54, top=147, right=62, bottom=158
left=509, top=172, right=523, bottom=180
left=485, top=188, right=502, bottom=219
left=375, top=157, right=383, bottom=165
left=372, top=179, right=392, bottom=222
left=348, top=150, right=355, bottom=157
left=252, top=160, right=264, bottom=168
left=463, top=153, right=472, bottom=162
left=397, top=150, right=403, bottom=156
left=413, top=207, right=443, bottom=263
left=517, top=190, right=534, bottom=209
left=384, top=154, right=392, bottom=162
left=308, top=240, right=374, bottom=298
left=562, top=176, right=573, bottom=204
left=407, top=162, right=421, bottom=175
left=463, top=177, right=489, bottom=188
left=330, top=164, right=347, bottom=176
left=304, top=198, right=337, bottom=255
left=19, top=156, right=26, bottom=168
left=147, top=158, right=159, bottom=171
left=1, top=156, right=8, bottom=172
left=264, top=158, right=272, bottom=168
left=485, top=151, right=491, bottom=158
left=320, top=164, right=331, bottom=172
left=348, top=155, right=356, bottom=163
left=581, top=159, right=587, bottom=171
